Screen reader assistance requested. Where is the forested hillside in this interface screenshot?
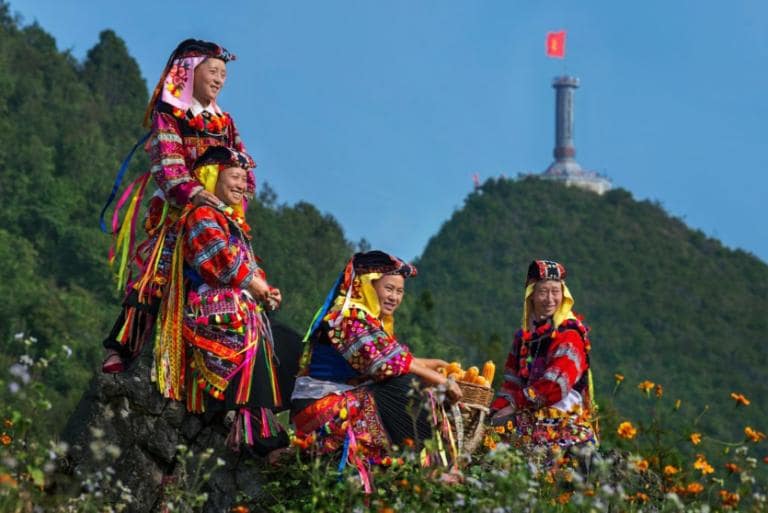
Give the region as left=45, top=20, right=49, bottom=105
left=0, top=6, right=350, bottom=428
left=399, top=176, right=768, bottom=444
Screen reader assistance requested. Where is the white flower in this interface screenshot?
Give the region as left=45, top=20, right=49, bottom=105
left=19, top=355, right=34, bottom=366
left=14, top=332, right=24, bottom=340
left=8, top=382, right=20, bottom=394
left=62, top=345, right=73, bottom=358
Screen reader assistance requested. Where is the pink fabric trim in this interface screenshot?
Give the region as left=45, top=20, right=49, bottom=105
left=161, top=56, right=207, bottom=111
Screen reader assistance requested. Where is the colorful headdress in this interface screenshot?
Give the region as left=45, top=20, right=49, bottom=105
left=303, top=251, right=417, bottom=340
left=522, top=259, right=576, bottom=329
left=143, top=39, right=236, bottom=127
left=526, top=259, right=567, bottom=286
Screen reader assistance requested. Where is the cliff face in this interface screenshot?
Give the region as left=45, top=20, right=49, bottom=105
left=61, top=323, right=302, bottom=512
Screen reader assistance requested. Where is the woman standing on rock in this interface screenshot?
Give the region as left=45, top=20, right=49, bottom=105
left=103, top=39, right=252, bottom=374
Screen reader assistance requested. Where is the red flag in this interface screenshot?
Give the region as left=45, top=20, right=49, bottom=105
left=546, top=31, right=566, bottom=59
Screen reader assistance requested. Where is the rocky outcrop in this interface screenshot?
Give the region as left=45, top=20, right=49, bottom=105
left=60, top=323, right=302, bottom=512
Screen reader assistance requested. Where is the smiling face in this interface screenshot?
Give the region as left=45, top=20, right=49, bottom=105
left=372, top=274, right=405, bottom=317
left=531, top=280, right=563, bottom=320
left=193, top=57, right=227, bottom=106
left=214, top=166, right=248, bottom=206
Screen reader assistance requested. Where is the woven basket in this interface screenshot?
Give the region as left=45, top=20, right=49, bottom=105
left=448, top=383, right=494, bottom=457
left=458, top=381, right=493, bottom=408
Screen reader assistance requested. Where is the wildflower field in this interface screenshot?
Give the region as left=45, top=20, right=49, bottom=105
left=1, top=334, right=766, bottom=512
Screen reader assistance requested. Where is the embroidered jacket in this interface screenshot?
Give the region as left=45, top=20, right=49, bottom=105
left=304, top=308, right=413, bottom=384
left=182, top=206, right=257, bottom=290
left=491, top=318, right=590, bottom=411
left=149, top=101, right=248, bottom=207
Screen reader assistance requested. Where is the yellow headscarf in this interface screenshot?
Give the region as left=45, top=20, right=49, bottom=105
left=192, top=163, right=245, bottom=216
left=329, top=269, right=397, bottom=336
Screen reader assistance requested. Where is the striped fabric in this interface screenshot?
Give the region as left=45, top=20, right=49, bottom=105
left=182, top=206, right=255, bottom=290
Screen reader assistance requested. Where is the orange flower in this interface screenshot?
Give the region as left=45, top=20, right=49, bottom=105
left=231, top=506, right=250, bottom=513
left=635, top=459, right=649, bottom=472
left=744, top=426, right=766, bottom=443
left=402, top=437, right=415, bottom=448
left=654, top=384, right=664, bottom=398
left=483, top=435, right=496, bottom=450
left=730, top=392, right=750, bottom=406
left=764, top=456, right=768, bottom=464
left=689, top=432, right=702, bottom=445
left=617, top=421, right=637, bottom=440
left=725, top=463, right=741, bottom=474
left=2, top=419, right=12, bottom=429
left=556, top=492, right=572, bottom=504
left=638, top=380, right=654, bottom=394
left=629, top=492, right=649, bottom=503
left=719, top=490, right=740, bottom=508
left=694, top=455, right=714, bottom=475
left=0, top=473, right=18, bottom=489
left=663, top=465, right=679, bottom=476
left=0, top=434, right=11, bottom=446
left=686, top=482, right=704, bottom=494
left=614, top=373, right=624, bottom=383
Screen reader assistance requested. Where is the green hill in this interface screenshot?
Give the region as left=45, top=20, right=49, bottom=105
left=399, top=176, right=768, bottom=445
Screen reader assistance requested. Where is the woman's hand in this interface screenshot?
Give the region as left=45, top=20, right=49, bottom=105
left=267, top=287, right=282, bottom=311
left=191, top=190, right=221, bottom=208
left=489, top=404, right=516, bottom=426
left=445, top=378, right=463, bottom=403
left=247, top=275, right=271, bottom=303
left=414, top=357, right=450, bottom=372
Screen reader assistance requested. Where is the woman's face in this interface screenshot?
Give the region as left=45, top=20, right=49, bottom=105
left=193, top=58, right=227, bottom=106
left=214, top=166, right=248, bottom=206
left=531, top=280, right=563, bottom=320
left=373, top=274, right=405, bottom=317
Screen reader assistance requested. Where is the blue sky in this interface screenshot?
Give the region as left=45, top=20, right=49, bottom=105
left=10, top=1, right=768, bottom=262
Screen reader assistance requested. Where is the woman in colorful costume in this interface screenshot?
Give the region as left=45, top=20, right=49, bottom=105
left=489, top=260, right=597, bottom=460
left=103, top=39, right=250, bottom=372
left=167, top=145, right=286, bottom=454
left=291, top=251, right=462, bottom=485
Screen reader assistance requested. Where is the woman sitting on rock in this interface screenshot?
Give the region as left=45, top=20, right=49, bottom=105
left=490, top=260, right=597, bottom=462
left=291, top=251, right=462, bottom=482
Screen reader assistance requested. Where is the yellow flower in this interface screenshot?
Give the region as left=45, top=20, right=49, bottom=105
left=663, top=465, right=679, bottom=475
left=730, top=392, right=750, bottom=406
left=694, top=455, right=715, bottom=475
left=614, top=373, right=625, bottom=383
left=674, top=399, right=682, bottom=410
left=689, top=432, right=702, bottom=445
left=744, top=426, right=766, bottom=443
left=638, top=380, right=654, bottom=394
left=635, top=459, right=649, bottom=471
left=617, top=421, right=637, bottom=440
